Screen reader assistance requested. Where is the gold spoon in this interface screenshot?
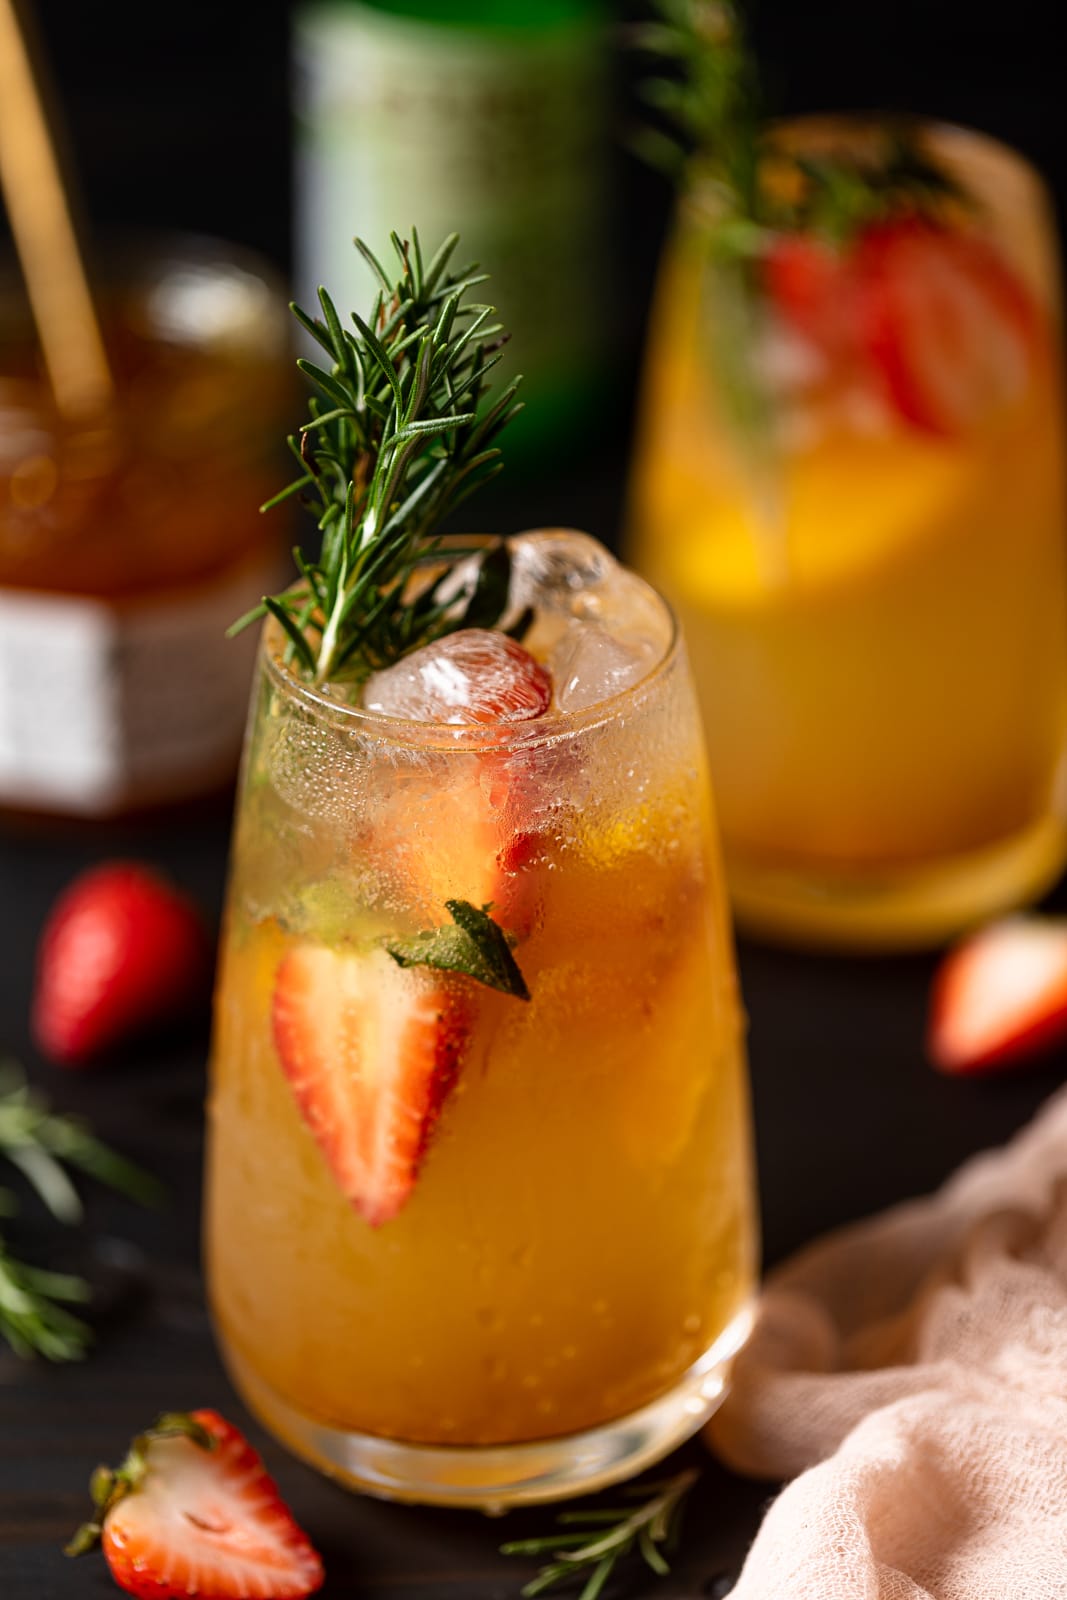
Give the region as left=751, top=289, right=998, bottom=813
left=0, top=0, right=112, bottom=420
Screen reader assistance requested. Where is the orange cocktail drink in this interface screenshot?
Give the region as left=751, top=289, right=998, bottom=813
left=629, top=120, right=1067, bottom=946
left=205, top=530, right=757, bottom=1507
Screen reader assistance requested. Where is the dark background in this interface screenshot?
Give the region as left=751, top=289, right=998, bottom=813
left=22, top=0, right=1065, bottom=272
left=10, top=0, right=1065, bottom=543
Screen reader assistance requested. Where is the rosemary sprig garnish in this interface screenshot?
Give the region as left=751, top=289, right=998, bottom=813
left=500, top=1468, right=698, bottom=1599
left=630, top=0, right=969, bottom=470
left=231, top=227, right=523, bottom=688
left=632, top=0, right=967, bottom=252
left=0, top=1062, right=160, bottom=1361
left=630, top=0, right=761, bottom=209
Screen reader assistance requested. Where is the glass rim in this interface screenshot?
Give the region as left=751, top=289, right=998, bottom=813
left=681, top=112, right=1050, bottom=220
left=0, top=229, right=289, bottom=381
left=257, top=579, right=682, bottom=754
left=0, top=229, right=289, bottom=451
left=0, top=226, right=287, bottom=304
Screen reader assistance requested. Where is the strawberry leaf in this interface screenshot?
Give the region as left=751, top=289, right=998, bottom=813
left=66, top=1412, right=215, bottom=1558
left=384, top=900, right=530, bottom=1000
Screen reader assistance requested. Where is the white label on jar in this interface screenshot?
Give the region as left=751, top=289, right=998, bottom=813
left=0, top=549, right=281, bottom=814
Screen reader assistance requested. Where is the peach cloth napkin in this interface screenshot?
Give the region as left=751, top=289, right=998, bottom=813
left=706, top=1085, right=1067, bottom=1600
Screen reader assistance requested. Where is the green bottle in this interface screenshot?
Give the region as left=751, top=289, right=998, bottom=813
left=293, top=0, right=609, bottom=462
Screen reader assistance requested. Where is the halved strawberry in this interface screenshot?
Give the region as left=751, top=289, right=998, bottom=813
left=927, top=916, right=1067, bottom=1074
left=762, top=232, right=849, bottom=345
left=33, top=861, right=211, bottom=1068
left=66, top=1409, right=323, bottom=1599
left=853, top=217, right=1040, bottom=437
left=391, top=755, right=550, bottom=942
left=272, top=945, right=471, bottom=1225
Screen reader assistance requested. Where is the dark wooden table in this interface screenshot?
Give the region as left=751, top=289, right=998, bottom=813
left=2, top=810, right=1062, bottom=1599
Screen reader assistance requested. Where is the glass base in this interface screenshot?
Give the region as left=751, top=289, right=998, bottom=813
left=221, top=1302, right=754, bottom=1512
left=728, top=808, right=1067, bottom=951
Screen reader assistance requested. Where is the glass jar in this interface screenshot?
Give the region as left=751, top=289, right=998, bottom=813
left=0, top=236, right=291, bottom=818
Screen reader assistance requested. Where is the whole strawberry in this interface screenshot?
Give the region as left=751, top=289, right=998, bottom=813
left=33, top=862, right=211, bottom=1067
left=66, top=1409, right=324, bottom=1599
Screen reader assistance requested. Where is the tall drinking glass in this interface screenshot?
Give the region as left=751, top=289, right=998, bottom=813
left=628, top=120, right=1067, bottom=948
left=204, top=530, right=757, bottom=1508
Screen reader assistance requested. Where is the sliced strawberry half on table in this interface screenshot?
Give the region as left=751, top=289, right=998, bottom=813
left=927, top=916, right=1067, bottom=1075
left=67, top=1409, right=323, bottom=1599
left=273, top=944, right=471, bottom=1226
left=853, top=217, right=1041, bottom=438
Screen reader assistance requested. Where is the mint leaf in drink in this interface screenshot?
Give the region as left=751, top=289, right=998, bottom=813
left=384, top=900, right=530, bottom=1000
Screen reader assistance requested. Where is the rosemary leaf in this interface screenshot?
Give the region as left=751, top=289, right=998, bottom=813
left=635, top=1, right=969, bottom=246
left=264, top=597, right=318, bottom=675
left=0, top=1064, right=159, bottom=1361
left=295, top=358, right=354, bottom=411
left=288, top=301, right=337, bottom=358
left=0, top=1242, right=92, bottom=1362
left=501, top=1469, right=698, bottom=1599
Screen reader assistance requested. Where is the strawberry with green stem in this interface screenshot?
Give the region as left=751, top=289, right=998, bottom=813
left=67, top=1410, right=324, bottom=1600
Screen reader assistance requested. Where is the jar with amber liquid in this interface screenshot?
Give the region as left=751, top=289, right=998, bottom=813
left=0, top=237, right=290, bottom=818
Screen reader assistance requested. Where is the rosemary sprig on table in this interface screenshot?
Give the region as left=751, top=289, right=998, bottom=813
left=0, top=1062, right=159, bottom=1361
left=231, top=227, right=523, bottom=687
left=0, top=1235, right=93, bottom=1362
left=501, top=1468, right=698, bottom=1599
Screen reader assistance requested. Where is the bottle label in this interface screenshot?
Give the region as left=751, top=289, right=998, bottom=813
left=0, top=550, right=280, bottom=815
left=293, top=3, right=607, bottom=429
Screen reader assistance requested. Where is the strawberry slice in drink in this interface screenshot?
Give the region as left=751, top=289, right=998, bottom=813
left=273, top=944, right=472, bottom=1225
left=762, top=232, right=850, bottom=348
left=67, top=1409, right=323, bottom=1599
left=364, top=628, right=554, bottom=934
left=927, top=916, right=1067, bottom=1075
left=271, top=633, right=549, bottom=1224
left=853, top=217, right=1041, bottom=437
